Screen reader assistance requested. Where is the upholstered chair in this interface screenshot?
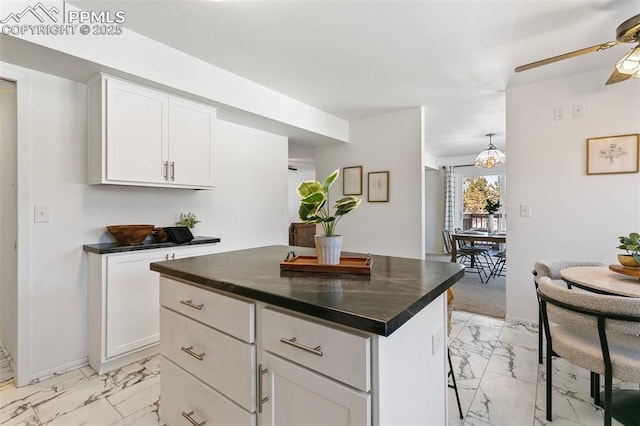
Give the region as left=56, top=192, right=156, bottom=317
left=537, top=276, right=640, bottom=426
left=532, top=260, right=605, bottom=364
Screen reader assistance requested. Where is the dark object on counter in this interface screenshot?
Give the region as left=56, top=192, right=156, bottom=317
left=163, top=226, right=194, bottom=244
left=153, top=227, right=168, bottom=243
left=105, top=224, right=154, bottom=246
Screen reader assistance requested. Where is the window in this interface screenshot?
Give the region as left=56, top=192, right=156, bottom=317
left=454, top=167, right=506, bottom=231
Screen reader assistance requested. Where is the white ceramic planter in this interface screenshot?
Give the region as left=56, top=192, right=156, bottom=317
left=314, top=235, right=343, bottom=265
left=487, top=214, right=494, bottom=233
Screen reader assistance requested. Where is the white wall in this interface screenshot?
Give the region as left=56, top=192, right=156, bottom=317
left=506, top=67, right=640, bottom=323
left=315, top=108, right=425, bottom=259
left=3, top=62, right=288, bottom=381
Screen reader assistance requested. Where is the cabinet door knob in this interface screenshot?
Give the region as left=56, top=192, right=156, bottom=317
left=179, top=299, right=204, bottom=310
left=180, top=346, right=205, bottom=361
left=163, top=161, right=169, bottom=181
left=181, top=411, right=205, bottom=426
left=280, top=337, right=323, bottom=356
left=170, top=161, right=175, bottom=181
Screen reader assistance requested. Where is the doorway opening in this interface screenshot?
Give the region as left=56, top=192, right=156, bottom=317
left=0, top=77, right=18, bottom=383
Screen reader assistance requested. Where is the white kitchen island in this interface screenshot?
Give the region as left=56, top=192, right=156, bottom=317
left=151, top=245, right=464, bottom=426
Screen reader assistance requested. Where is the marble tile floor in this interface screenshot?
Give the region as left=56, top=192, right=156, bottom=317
left=1, top=311, right=636, bottom=425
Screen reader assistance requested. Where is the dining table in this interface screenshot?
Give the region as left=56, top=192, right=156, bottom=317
left=450, top=231, right=506, bottom=264
left=560, top=266, right=640, bottom=298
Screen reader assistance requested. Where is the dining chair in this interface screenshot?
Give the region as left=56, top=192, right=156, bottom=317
left=443, top=229, right=491, bottom=283
left=532, top=260, right=605, bottom=364
left=490, top=249, right=506, bottom=278
left=537, top=276, right=640, bottom=426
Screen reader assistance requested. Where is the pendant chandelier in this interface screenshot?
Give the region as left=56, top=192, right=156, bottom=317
left=474, top=133, right=506, bottom=168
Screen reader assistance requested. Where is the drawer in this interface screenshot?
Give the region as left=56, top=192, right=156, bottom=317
left=160, top=307, right=256, bottom=412
left=261, top=307, right=370, bottom=391
left=160, top=276, right=255, bottom=343
left=160, top=357, right=255, bottom=426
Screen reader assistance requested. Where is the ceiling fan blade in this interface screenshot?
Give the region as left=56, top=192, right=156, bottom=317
left=605, top=67, right=633, bottom=85
left=515, top=41, right=619, bottom=73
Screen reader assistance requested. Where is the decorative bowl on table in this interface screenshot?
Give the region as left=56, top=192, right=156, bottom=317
left=617, top=254, right=640, bottom=268
left=106, top=224, right=154, bottom=246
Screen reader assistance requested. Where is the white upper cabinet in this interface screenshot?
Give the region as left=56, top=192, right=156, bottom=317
left=88, top=74, right=216, bottom=189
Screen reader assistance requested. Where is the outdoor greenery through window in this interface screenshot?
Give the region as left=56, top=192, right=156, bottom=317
left=462, top=175, right=504, bottom=231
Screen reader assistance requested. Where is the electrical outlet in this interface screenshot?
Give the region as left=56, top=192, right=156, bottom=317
left=573, top=104, right=584, bottom=117
left=431, top=325, right=444, bottom=355
left=520, top=204, right=531, bottom=217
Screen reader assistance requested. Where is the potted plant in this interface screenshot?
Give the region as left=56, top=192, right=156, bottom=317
left=485, top=199, right=500, bottom=233
left=297, top=169, right=361, bottom=264
left=176, top=212, right=200, bottom=229
left=617, top=232, right=640, bottom=267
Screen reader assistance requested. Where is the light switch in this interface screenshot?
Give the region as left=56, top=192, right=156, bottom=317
left=34, top=205, right=50, bottom=223
left=520, top=204, right=531, bottom=217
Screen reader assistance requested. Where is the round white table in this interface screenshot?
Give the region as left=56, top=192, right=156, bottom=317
left=560, top=266, right=640, bottom=298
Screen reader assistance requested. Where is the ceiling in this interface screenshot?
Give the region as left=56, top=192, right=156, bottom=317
left=70, top=0, right=640, bottom=157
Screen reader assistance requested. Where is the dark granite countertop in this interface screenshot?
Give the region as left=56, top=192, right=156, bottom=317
left=83, top=236, right=221, bottom=254
left=150, top=245, right=464, bottom=336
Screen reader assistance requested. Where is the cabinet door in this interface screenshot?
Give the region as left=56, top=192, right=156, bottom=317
left=105, top=78, right=168, bottom=184
left=168, top=98, right=215, bottom=187
left=105, top=250, right=167, bottom=358
left=261, top=352, right=370, bottom=426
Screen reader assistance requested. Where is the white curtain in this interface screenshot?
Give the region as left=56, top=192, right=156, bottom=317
left=444, top=166, right=455, bottom=232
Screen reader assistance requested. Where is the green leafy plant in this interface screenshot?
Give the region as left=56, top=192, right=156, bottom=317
left=176, top=212, right=200, bottom=229
left=297, top=169, right=361, bottom=237
left=617, top=232, right=640, bottom=262
left=485, top=199, right=501, bottom=214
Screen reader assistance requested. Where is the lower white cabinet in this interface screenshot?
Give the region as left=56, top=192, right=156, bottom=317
left=87, top=245, right=214, bottom=374
left=260, top=352, right=370, bottom=426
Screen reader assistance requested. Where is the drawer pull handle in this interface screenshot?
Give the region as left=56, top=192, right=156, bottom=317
left=280, top=337, right=323, bottom=357
left=181, top=411, right=206, bottom=426
left=258, top=364, right=269, bottom=413
left=181, top=346, right=205, bottom=361
left=179, top=300, right=204, bottom=310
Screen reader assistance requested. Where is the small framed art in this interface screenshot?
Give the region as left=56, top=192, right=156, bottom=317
left=586, top=134, right=639, bottom=175
left=368, top=171, right=389, bottom=202
left=343, top=166, right=363, bottom=195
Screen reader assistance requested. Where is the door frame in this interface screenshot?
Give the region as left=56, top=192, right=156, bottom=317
left=1, top=63, right=32, bottom=386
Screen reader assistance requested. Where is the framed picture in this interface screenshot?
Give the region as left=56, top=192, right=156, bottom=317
left=368, top=171, right=389, bottom=202
left=587, top=134, right=639, bottom=175
left=343, top=166, right=363, bottom=195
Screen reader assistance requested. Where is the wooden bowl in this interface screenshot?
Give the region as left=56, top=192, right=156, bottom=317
left=106, top=224, right=154, bottom=246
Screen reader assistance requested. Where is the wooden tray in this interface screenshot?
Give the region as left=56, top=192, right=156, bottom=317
left=280, top=254, right=372, bottom=275
left=609, top=264, right=640, bottom=279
